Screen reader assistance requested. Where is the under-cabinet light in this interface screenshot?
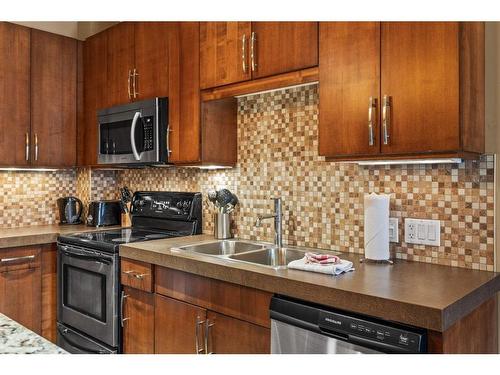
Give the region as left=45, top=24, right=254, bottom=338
left=0, top=167, right=63, bottom=172
left=357, top=158, right=463, bottom=166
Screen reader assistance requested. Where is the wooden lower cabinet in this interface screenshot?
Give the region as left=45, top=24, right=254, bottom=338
left=0, top=246, right=42, bottom=333
left=122, top=286, right=155, bottom=354
left=206, top=311, right=270, bottom=354
left=155, top=294, right=206, bottom=354
left=41, top=244, right=57, bottom=342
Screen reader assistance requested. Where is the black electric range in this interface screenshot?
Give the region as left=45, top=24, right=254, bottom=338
left=56, top=191, right=202, bottom=354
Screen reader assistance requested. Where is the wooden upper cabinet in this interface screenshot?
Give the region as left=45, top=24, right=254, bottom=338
left=81, top=31, right=108, bottom=166
left=31, top=29, right=77, bottom=167
left=319, top=22, right=381, bottom=158
left=168, top=22, right=202, bottom=164
left=0, top=23, right=31, bottom=167
left=250, top=22, right=318, bottom=79
left=320, top=22, right=484, bottom=160
left=134, top=22, right=169, bottom=100
left=200, top=22, right=252, bottom=89
left=380, top=22, right=460, bottom=155
left=106, top=22, right=135, bottom=106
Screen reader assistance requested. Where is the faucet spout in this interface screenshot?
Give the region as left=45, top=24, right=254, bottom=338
left=255, top=197, right=283, bottom=248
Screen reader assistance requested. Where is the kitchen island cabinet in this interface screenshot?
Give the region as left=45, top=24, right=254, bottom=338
left=121, top=286, right=154, bottom=354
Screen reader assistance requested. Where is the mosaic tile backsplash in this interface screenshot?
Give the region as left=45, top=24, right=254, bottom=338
left=0, top=170, right=76, bottom=227
left=0, top=84, right=495, bottom=271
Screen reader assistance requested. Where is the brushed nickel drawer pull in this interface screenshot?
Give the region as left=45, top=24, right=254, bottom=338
left=195, top=316, right=206, bottom=354
left=204, top=319, right=215, bottom=354
left=123, top=270, right=148, bottom=279
left=382, top=95, right=391, bottom=145
left=34, top=133, right=39, bottom=161
left=132, top=68, right=139, bottom=98
left=25, top=132, right=30, bottom=161
left=242, top=34, right=247, bottom=73
left=120, top=291, right=129, bottom=327
left=250, top=32, right=257, bottom=72
left=368, top=97, right=377, bottom=146
left=0, top=255, right=36, bottom=264
left=127, top=69, right=132, bottom=99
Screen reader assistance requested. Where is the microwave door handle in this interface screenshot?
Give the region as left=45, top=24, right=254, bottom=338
left=130, top=111, right=142, bottom=161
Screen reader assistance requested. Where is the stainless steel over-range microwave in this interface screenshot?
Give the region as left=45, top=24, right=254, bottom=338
left=97, top=98, right=169, bottom=165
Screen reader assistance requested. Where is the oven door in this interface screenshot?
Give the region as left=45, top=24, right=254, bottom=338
left=57, top=243, right=119, bottom=348
left=98, top=104, right=160, bottom=165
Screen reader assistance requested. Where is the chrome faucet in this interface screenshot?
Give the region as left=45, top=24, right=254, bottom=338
left=255, top=197, right=283, bottom=248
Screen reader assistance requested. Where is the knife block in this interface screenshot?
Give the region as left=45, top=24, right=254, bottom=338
left=121, top=203, right=132, bottom=227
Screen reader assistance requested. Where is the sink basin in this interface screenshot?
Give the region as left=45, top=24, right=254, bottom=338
left=175, top=240, right=265, bottom=256
left=228, top=247, right=306, bottom=269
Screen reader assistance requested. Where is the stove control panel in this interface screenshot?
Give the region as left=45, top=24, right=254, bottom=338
left=130, top=191, right=202, bottom=222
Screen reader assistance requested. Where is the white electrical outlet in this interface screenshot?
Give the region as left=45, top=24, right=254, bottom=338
left=389, top=217, right=399, bottom=243
left=404, top=218, right=440, bottom=246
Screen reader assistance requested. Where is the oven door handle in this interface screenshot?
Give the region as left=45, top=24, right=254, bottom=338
left=57, top=326, right=108, bottom=354
left=130, top=111, right=143, bottom=161
left=62, top=250, right=112, bottom=265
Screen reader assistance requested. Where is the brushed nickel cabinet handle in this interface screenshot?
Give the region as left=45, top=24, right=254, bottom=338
left=25, top=132, right=30, bottom=161
left=204, top=319, right=215, bottom=354
left=241, top=34, right=247, bottom=73
left=368, top=97, right=377, bottom=146
left=127, top=69, right=132, bottom=99
left=382, top=95, right=391, bottom=145
left=0, top=254, right=36, bottom=264
left=250, top=32, right=257, bottom=72
left=34, top=133, right=39, bottom=161
left=122, top=270, right=148, bottom=279
left=120, top=291, right=129, bottom=327
left=195, top=316, right=206, bottom=354
left=132, top=68, right=139, bottom=98
left=166, top=126, right=173, bottom=156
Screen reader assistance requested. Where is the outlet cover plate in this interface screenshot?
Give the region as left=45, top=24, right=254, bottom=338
left=389, top=217, right=399, bottom=243
left=404, top=218, right=440, bottom=247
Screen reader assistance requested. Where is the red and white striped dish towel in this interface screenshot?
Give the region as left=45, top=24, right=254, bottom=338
left=288, top=252, right=354, bottom=276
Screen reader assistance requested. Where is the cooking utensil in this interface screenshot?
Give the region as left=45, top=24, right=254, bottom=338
left=216, top=189, right=234, bottom=208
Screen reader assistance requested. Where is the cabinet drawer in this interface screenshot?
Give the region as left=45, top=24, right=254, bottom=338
left=155, top=266, right=272, bottom=328
left=120, top=258, right=153, bottom=292
left=0, top=246, right=41, bottom=272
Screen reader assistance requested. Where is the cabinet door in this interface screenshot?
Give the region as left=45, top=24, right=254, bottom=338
left=250, top=22, right=318, bottom=79
left=206, top=311, right=270, bottom=354
left=200, top=22, right=252, bottom=89
left=122, top=286, right=154, bottom=354
left=0, top=22, right=31, bottom=167
left=134, top=22, right=169, bottom=100
left=31, top=29, right=77, bottom=167
left=107, top=22, right=135, bottom=106
left=167, top=22, right=201, bottom=164
left=381, top=22, right=460, bottom=155
left=80, top=31, right=107, bottom=166
left=155, top=294, right=207, bottom=354
left=319, top=22, right=381, bottom=158
left=0, top=246, right=42, bottom=333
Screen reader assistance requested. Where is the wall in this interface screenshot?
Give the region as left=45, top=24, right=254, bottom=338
left=111, top=84, right=495, bottom=271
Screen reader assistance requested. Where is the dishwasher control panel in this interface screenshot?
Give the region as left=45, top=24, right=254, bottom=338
left=318, top=311, right=424, bottom=353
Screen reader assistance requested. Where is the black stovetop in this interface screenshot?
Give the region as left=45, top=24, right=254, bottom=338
left=57, top=227, right=185, bottom=253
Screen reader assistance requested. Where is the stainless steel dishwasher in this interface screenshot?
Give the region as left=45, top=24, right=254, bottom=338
left=270, top=296, right=427, bottom=354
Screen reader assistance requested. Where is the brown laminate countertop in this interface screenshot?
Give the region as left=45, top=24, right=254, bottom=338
left=0, top=224, right=121, bottom=249
left=120, top=235, right=500, bottom=332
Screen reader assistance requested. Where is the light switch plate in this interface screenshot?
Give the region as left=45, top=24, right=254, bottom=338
left=404, top=218, right=440, bottom=246
left=389, top=217, right=399, bottom=243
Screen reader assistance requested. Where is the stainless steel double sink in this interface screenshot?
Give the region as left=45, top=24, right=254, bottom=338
left=171, top=240, right=313, bottom=269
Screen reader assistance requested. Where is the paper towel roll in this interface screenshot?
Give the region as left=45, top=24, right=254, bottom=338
left=364, top=193, right=390, bottom=261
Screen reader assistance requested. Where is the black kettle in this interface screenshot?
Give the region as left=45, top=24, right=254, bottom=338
left=57, top=196, right=83, bottom=225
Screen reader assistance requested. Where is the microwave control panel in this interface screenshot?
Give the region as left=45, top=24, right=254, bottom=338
left=143, top=116, right=154, bottom=151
